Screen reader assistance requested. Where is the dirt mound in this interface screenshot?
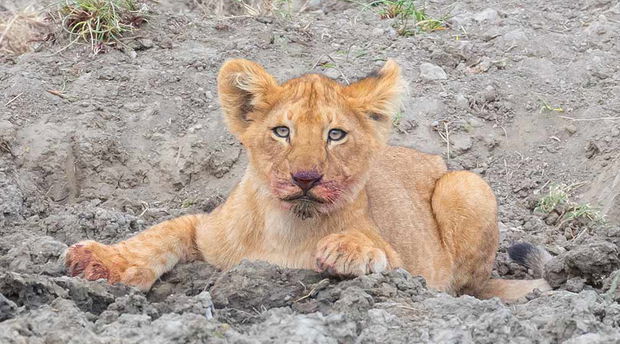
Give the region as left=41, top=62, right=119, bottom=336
left=1, top=0, right=619, bottom=342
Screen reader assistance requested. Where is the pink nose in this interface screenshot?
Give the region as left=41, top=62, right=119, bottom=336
left=292, top=171, right=323, bottom=193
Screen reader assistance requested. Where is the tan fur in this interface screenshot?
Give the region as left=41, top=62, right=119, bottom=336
left=65, top=59, right=550, bottom=302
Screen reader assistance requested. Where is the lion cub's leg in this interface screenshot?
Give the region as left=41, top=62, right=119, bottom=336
left=65, top=214, right=203, bottom=291
left=431, top=171, right=499, bottom=296
left=315, top=228, right=403, bottom=277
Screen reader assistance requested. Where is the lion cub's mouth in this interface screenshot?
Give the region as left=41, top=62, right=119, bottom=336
left=281, top=193, right=326, bottom=204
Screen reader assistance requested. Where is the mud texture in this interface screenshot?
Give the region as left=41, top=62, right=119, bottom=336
left=1, top=0, right=620, bottom=343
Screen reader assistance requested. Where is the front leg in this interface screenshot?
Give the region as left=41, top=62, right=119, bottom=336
left=315, top=229, right=402, bottom=277
left=65, top=214, right=204, bottom=291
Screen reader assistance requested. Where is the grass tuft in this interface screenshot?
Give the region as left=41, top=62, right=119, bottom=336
left=57, top=0, right=147, bottom=54
left=378, top=0, right=446, bottom=36
left=535, top=183, right=605, bottom=228
left=535, top=183, right=569, bottom=214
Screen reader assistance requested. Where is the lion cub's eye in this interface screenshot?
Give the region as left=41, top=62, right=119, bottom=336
left=273, top=126, right=290, bottom=139
left=328, top=128, right=347, bottom=142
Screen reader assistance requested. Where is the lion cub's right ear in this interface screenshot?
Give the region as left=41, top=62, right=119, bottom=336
left=217, top=59, right=280, bottom=138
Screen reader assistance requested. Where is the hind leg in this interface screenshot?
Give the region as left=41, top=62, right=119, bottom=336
left=431, top=171, right=499, bottom=296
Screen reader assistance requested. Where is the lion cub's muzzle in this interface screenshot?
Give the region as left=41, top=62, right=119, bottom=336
left=280, top=171, right=328, bottom=219
left=291, top=170, right=323, bottom=193
left=282, top=171, right=326, bottom=203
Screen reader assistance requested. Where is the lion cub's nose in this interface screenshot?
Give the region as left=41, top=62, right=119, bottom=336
left=292, top=171, right=323, bottom=193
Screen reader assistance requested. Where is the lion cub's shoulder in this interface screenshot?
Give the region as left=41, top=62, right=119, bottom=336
left=370, top=146, right=447, bottom=198
left=380, top=145, right=447, bottom=176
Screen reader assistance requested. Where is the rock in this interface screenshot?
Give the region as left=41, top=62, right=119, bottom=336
left=1, top=233, right=67, bottom=276
left=564, top=241, right=620, bottom=286
left=455, top=94, right=469, bottom=110
left=210, top=260, right=322, bottom=313
left=0, top=293, right=17, bottom=321
left=565, top=124, right=578, bottom=135
left=544, top=255, right=568, bottom=288
left=420, top=63, right=447, bottom=80
left=371, top=28, right=384, bottom=37
left=585, top=141, right=600, bottom=159
left=0, top=171, right=23, bottom=225
left=324, top=68, right=341, bottom=80
left=565, top=277, right=586, bottom=293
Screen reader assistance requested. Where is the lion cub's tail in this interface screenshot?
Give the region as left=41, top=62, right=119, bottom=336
left=507, top=242, right=553, bottom=278
left=478, top=242, right=553, bottom=302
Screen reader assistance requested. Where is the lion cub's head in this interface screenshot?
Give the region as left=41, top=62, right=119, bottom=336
left=218, top=59, right=402, bottom=219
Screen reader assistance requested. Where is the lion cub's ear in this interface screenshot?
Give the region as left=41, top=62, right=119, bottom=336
left=217, top=59, right=280, bottom=137
left=343, top=59, right=403, bottom=130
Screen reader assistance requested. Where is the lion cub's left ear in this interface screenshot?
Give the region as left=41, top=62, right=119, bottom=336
left=343, top=59, right=403, bottom=129
left=217, top=59, right=280, bottom=138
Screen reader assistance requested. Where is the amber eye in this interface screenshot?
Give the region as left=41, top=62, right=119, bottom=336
left=328, top=128, right=347, bottom=142
left=273, top=126, right=290, bottom=138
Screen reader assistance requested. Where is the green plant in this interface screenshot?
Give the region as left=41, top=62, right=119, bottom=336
left=535, top=183, right=569, bottom=214
left=535, top=183, right=605, bottom=228
left=539, top=99, right=564, bottom=113
left=378, top=0, right=446, bottom=36
left=392, top=111, right=404, bottom=127
left=58, top=0, right=147, bottom=54
left=563, top=203, right=604, bottom=223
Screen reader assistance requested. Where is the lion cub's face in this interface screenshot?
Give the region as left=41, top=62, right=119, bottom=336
left=218, top=59, right=402, bottom=219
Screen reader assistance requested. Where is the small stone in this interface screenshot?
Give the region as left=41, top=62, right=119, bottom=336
left=467, top=117, right=484, bottom=128
left=371, top=28, right=384, bottom=37
left=136, top=38, right=154, bottom=49
left=324, top=68, right=340, bottom=80
left=482, top=134, right=499, bottom=150
left=455, top=94, right=469, bottom=110
left=565, top=124, right=577, bottom=135
left=482, top=85, right=497, bottom=102
left=565, top=277, right=586, bottom=293
left=386, top=27, right=398, bottom=39
left=420, top=63, right=447, bottom=81
left=611, top=127, right=620, bottom=137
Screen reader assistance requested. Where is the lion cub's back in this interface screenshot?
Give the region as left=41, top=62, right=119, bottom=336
left=366, top=146, right=449, bottom=276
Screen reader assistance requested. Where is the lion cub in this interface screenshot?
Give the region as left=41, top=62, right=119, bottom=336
left=65, top=59, right=550, bottom=301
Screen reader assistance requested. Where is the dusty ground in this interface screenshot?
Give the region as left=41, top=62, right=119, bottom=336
left=1, top=0, right=620, bottom=342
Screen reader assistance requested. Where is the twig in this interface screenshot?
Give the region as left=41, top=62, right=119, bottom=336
left=444, top=121, right=451, bottom=159
left=4, top=92, right=23, bottom=106
left=295, top=278, right=329, bottom=302
left=46, top=89, right=66, bottom=99
left=559, top=116, right=620, bottom=121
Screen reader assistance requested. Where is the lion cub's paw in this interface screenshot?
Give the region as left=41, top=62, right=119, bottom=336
left=65, top=240, right=125, bottom=284
left=65, top=240, right=155, bottom=291
left=315, top=233, right=388, bottom=277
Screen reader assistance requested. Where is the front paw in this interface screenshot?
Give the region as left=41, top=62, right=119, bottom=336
left=65, top=240, right=155, bottom=291
left=315, top=233, right=388, bottom=277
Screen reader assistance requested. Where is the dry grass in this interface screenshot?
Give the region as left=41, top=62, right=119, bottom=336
left=0, top=6, right=50, bottom=57
left=55, top=0, right=148, bottom=54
